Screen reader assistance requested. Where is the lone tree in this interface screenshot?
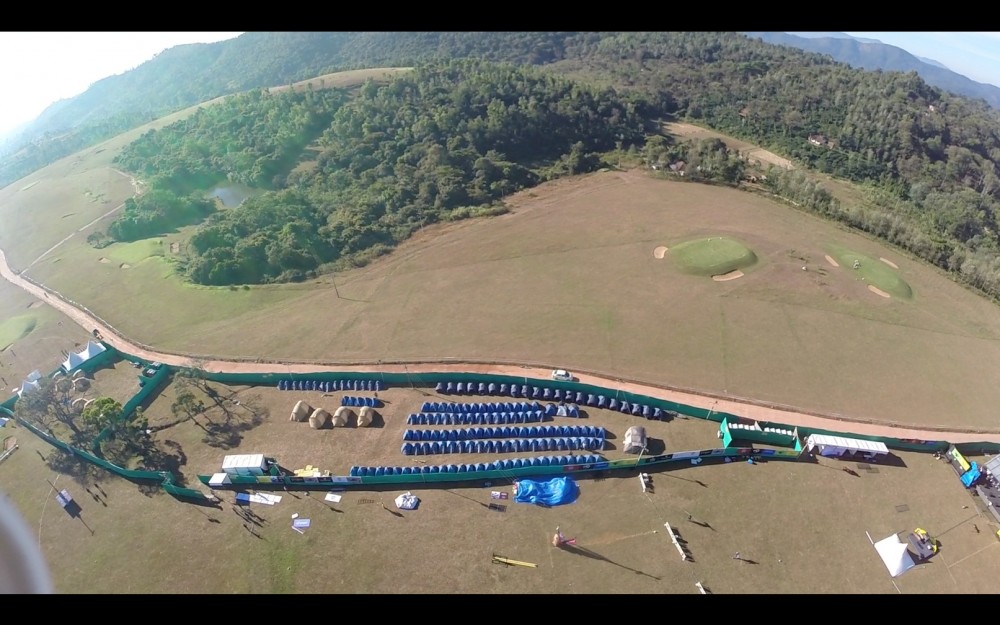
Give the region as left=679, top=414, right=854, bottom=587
left=82, top=397, right=150, bottom=465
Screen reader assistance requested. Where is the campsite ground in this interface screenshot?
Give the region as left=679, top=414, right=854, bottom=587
left=4, top=374, right=998, bottom=593
left=5, top=108, right=1000, bottom=593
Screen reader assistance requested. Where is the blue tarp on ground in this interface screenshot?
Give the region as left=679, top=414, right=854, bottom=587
left=514, top=477, right=579, bottom=506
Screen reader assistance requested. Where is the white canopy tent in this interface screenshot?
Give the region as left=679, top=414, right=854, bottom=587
left=16, top=379, right=40, bottom=398
left=873, top=533, right=916, bottom=578
left=62, top=351, right=84, bottom=373
left=78, top=341, right=106, bottom=359
left=806, top=434, right=889, bottom=459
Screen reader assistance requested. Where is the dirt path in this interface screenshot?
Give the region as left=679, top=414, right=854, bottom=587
left=3, top=245, right=999, bottom=443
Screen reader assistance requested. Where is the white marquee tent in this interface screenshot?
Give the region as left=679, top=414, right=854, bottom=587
left=61, top=341, right=107, bottom=373
left=873, top=533, right=916, bottom=578
left=806, top=434, right=888, bottom=459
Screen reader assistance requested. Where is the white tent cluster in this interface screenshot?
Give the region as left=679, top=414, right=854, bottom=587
left=14, top=370, right=42, bottom=398
left=61, top=341, right=106, bottom=374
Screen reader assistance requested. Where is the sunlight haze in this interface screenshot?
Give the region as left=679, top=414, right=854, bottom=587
left=0, top=32, right=243, bottom=136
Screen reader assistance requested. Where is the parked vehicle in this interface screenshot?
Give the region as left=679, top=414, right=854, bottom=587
left=551, top=369, right=574, bottom=382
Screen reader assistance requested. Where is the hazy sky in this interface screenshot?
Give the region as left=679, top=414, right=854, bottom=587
left=0, top=32, right=243, bottom=136
left=844, top=32, right=1000, bottom=87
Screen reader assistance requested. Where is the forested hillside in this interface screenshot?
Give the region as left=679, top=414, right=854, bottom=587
left=12, top=31, right=1000, bottom=299
left=112, top=60, right=650, bottom=285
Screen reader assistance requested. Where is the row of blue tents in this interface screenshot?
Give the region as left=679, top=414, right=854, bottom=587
left=406, top=411, right=545, bottom=425
left=277, top=379, right=385, bottom=392
left=401, top=437, right=605, bottom=455
left=351, top=454, right=605, bottom=476
left=421, top=401, right=542, bottom=414
left=402, top=425, right=604, bottom=442
left=341, top=396, right=381, bottom=408
left=436, top=381, right=589, bottom=402
left=431, top=381, right=674, bottom=421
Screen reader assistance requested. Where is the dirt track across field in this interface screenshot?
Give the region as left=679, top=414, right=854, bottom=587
left=3, top=246, right=998, bottom=444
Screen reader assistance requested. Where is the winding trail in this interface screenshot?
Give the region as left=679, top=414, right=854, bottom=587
left=3, top=248, right=1000, bottom=446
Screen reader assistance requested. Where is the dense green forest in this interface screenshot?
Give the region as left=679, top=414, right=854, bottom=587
left=13, top=31, right=1000, bottom=300
left=114, top=61, right=649, bottom=285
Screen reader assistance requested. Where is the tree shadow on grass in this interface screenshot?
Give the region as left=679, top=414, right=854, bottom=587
left=199, top=388, right=269, bottom=450
left=45, top=449, right=105, bottom=486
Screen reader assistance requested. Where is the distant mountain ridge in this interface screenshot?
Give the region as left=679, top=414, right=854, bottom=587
left=746, top=32, right=1000, bottom=109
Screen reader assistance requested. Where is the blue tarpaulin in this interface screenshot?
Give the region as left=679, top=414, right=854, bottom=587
left=961, top=462, right=981, bottom=488
left=514, top=477, right=579, bottom=506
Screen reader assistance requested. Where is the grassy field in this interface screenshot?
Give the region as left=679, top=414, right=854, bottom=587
left=10, top=168, right=1000, bottom=430
left=3, top=375, right=999, bottom=593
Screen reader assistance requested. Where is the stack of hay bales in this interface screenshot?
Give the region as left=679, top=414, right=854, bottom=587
left=357, top=406, right=375, bottom=427
left=332, top=406, right=352, bottom=427
left=309, top=408, right=332, bottom=430
left=290, top=400, right=312, bottom=422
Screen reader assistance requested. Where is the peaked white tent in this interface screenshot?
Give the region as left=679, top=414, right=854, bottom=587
left=78, top=341, right=106, bottom=360
left=873, top=534, right=916, bottom=578
left=16, top=379, right=41, bottom=398
left=62, top=351, right=84, bottom=373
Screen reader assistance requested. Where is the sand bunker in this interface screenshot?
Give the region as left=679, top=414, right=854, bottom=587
left=879, top=257, right=899, bottom=269
left=712, top=270, right=744, bottom=282
left=653, top=246, right=668, bottom=259
left=120, top=263, right=131, bottom=269
left=98, top=257, right=110, bottom=264
left=825, top=255, right=839, bottom=268
left=867, top=284, right=891, bottom=298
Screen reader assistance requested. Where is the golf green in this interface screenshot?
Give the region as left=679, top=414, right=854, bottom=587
left=670, top=236, right=758, bottom=277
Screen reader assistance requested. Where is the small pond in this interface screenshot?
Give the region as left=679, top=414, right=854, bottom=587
left=206, top=183, right=255, bottom=208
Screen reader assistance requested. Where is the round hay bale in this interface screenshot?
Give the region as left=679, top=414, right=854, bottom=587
left=309, top=408, right=332, bottom=430
left=290, top=400, right=312, bottom=422
left=357, top=406, right=374, bottom=427
left=332, top=406, right=352, bottom=427
left=72, top=378, right=90, bottom=391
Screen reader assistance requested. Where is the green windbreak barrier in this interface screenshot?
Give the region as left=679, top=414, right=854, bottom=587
left=199, top=447, right=803, bottom=490
left=91, top=365, right=170, bottom=455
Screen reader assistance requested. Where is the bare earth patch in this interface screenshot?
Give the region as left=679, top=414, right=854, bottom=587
left=170, top=242, right=180, bottom=254
left=868, top=284, right=891, bottom=298
left=653, top=246, right=668, bottom=259
left=713, top=270, right=745, bottom=282
left=98, top=257, right=110, bottom=264
left=825, top=255, right=839, bottom=268
left=879, top=257, right=899, bottom=269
